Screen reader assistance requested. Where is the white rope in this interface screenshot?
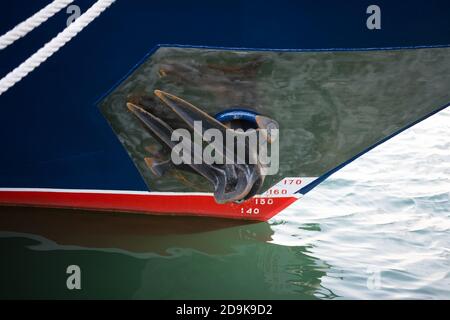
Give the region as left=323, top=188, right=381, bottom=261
left=0, top=0, right=75, bottom=50
left=0, top=0, right=116, bottom=96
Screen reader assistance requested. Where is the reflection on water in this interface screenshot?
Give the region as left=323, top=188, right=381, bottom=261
left=0, top=206, right=333, bottom=299
left=0, top=207, right=266, bottom=255
left=271, top=107, right=450, bottom=299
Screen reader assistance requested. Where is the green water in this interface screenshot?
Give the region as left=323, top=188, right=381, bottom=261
left=0, top=207, right=333, bottom=299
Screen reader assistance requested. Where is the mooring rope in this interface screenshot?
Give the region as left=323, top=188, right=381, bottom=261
left=0, top=0, right=116, bottom=96
left=0, top=0, right=75, bottom=50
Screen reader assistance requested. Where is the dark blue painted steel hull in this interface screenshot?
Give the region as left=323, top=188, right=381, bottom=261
left=1, top=0, right=449, bottom=192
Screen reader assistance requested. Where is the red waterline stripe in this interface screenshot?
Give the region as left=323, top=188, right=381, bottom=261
left=0, top=190, right=298, bottom=221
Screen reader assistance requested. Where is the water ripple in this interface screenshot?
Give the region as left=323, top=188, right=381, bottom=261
left=272, top=108, right=450, bottom=299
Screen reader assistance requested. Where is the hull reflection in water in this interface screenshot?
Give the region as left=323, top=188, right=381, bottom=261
left=0, top=206, right=334, bottom=299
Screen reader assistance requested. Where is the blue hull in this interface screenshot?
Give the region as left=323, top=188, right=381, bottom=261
left=1, top=0, right=450, bottom=194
